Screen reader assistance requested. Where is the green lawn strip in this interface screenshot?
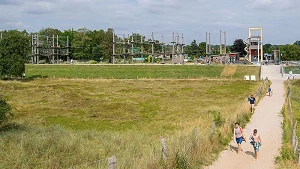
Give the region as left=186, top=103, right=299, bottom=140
left=284, top=66, right=300, bottom=74
left=25, top=64, right=259, bottom=79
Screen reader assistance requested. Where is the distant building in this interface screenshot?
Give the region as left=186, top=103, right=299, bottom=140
left=249, top=36, right=262, bottom=62
left=246, top=28, right=263, bottom=63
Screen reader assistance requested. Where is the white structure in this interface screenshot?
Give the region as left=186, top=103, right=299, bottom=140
left=244, top=28, right=263, bottom=64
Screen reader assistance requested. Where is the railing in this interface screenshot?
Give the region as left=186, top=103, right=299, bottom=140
left=286, top=79, right=300, bottom=165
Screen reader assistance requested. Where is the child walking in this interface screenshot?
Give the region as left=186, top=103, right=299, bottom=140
left=249, top=129, right=262, bottom=160
left=268, top=85, right=272, bottom=96
left=248, top=95, right=256, bottom=113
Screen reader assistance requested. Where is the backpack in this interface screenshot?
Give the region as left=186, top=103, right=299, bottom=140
left=239, top=127, right=246, bottom=141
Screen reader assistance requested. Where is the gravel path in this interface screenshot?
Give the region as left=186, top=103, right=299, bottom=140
left=207, top=65, right=285, bottom=169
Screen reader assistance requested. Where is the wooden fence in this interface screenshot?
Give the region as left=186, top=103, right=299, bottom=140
left=287, top=79, right=300, bottom=165
left=69, top=78, right=269, bottom=169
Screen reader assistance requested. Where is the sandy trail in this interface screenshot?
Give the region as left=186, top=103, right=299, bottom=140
left=207, top=65, right=285, bottom=169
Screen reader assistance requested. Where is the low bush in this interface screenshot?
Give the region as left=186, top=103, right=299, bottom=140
left=89, top=60, right=98, bottom=64
left=0, top=96, right=13, bottom=125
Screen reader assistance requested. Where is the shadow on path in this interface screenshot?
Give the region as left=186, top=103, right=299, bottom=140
left=245, top=151, right=255, bottom=159
left=230, top=145, right=238, bottom=154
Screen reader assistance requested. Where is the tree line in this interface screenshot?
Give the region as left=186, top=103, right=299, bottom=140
left=185, top=38, right=300, bottom=61
left=0, top=28, right=300, bottom=77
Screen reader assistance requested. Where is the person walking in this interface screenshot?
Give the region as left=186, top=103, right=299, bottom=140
left=248, top=95, right=256, bottom=113
left=268, top=85, right=272, bottom=96
left=234, top=122, right=245, bottom=154
left=249, top=129, right=262, bottom=160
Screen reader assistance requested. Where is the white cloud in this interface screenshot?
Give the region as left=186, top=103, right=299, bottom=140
left=249, top=0, right=300, bottom=10
left=0, top=0, right=299, bottom=44
left=4, top=21, right=30, bottom=29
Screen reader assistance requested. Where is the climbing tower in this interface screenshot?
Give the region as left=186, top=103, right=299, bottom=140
left=244, top=28, right=263, bottom=64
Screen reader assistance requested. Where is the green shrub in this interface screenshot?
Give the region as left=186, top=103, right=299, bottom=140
left=212, top=111, right=225, bottom=127
left=217, top=130, right=231, bottom=146
left=89, top=60, right=98, bottom=64
left=0, top=96, right=13, bottom=125
left=279, top=145, right=295, bottom=160
left=173, top=151, right=190, bottom=169
left=39, top=60, right=47, bottom=64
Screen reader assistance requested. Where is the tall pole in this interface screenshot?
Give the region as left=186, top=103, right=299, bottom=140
left=131, top=33, right=134, bottom=64
left=37, top=34, right=39, bottom=64
left=52, top=35, right=55, bottom=64
left=162, top=34, right=164, bottom=54
left=56, top=35, right=59, bottom=62
left=182, top=33, right=184, bottom=54
left=278, top=50, right=281, bottom=65
left=208, top=33, right=211, bottom=54
left=206, top=32, right=208, bottom=55
left=172, top=32, right=175, bottom=64
left=0, top=32, right=2, bottom=40
left=57, top=35, right=59, bottom=47
left=258, top=39, right=260, bottom=63
left=220, top=30, right=222, bottom=55
left=46, top=36, right=49, bottom=62
left=177, top=33, right=180, bottom=52
left=172, top=32, right=175, bottom=55
left=31, top=35, right=34, bottom=64
left=224, top=32, right=226, bottom=54
left=151, top=32, right=154, bottom=64
left=176, top=33, right=180, bottom=63
left=260, top=29, right=263, bottom=63
left=162, top=34, right=164, bottom=64
left=128, top=34, right=130, bottom=64
left=141, top=35, right=143, bottom=56
left=66, top=36, right=69, bottom=62
left=123, top=34, right=126, bottom=64
left=113, top=32, right=115, bottom=64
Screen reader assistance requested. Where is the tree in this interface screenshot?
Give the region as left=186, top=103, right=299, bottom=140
left=39, top=27, right=62, bottom=37
left=0, top=95, right=13, bottom=125
left=198, top=42, right=206, bottom=57
left=72, top=28, right=92, bottom=60
left=281, top=44, right=300, bottom=61
left=263, top=43, right=272, bottom=54
left=0, top=30, right=30, bottom=78
left=89, top=29, right=106, bottom=61
left=187, top=40, right=199, bottom=58
left=231, top=39, right=246, bottom=56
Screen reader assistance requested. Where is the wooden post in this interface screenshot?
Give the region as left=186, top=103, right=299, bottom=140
left=161, top=137, right=167, bottom=160
left=293, top=129, right=296, bottom=149
left=294, top=137, right=298, bottom=154
left=293, top=121, right=298, bottom=153
left=290, top=98, right=293, bottom=125
left=194, top=127, right=198, bottom=137
left=212, top=122, right=216, bottom=133
left=298, top=147, right=300, bottom=166
left=108, top=156, right=116, bottom=169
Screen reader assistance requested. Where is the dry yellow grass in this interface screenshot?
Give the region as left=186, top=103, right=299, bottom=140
left=276, top=80, right=300, bottom=169
left=221, top=65, right=238, bottom=77
left=0, top=78, right=263, bottom=168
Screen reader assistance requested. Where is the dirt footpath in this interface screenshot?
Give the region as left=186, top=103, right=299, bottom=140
left=207, top=65, right=285, bottom=169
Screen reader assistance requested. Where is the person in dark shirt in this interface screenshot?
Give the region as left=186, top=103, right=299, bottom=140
left=267, top=85, right=272, bottom=96
left=249, top=95, right=256, bottom=113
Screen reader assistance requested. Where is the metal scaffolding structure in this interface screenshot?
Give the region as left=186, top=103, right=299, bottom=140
left=112, top=31, right=186, bottom=64
left=31, top=34, right=69, bottom=64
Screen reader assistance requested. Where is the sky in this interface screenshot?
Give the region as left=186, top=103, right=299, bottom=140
left=0, top=0, right=299, bottom=45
